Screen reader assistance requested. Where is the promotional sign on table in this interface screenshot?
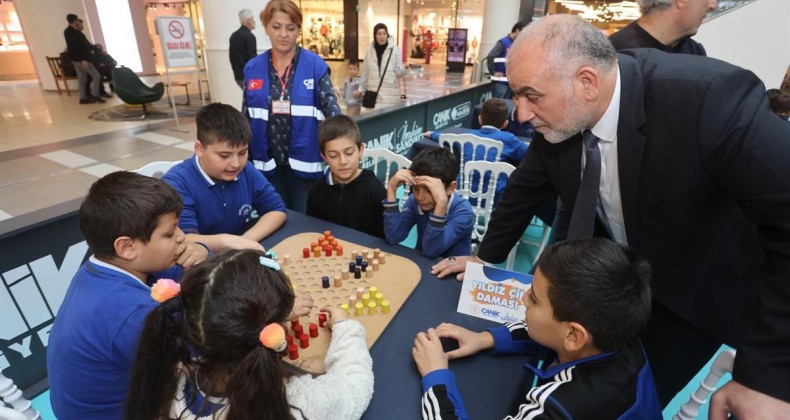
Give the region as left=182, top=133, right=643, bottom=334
left=457, top=262, right=532, bottom=324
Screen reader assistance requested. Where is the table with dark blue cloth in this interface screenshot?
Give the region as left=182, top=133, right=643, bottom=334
left=262, top=211, right=533, bottom=419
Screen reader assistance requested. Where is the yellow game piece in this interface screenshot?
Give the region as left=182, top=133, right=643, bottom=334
left=369, top=286, right=378, bottom=295
left=362, top=293, right=370, bottom=306
left=368, top=301, right=378, bottom=315
left=355, top=302, right=364, bottom=316
left=340, top=303, right=350, bottom=316
left=375, top=292, right=384, bottom=305
left=381, top=300, right=390, bottom=314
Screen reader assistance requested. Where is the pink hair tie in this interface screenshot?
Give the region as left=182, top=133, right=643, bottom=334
left=259, top=323, right=287, bottom=352
left=151, top=278, right=181, bottom=303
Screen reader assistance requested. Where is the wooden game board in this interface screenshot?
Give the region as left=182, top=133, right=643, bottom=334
left=271, top=232, right=421, bottom=374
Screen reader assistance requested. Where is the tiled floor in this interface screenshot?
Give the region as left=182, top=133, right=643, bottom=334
left=0, top=61, right=471, bottom=223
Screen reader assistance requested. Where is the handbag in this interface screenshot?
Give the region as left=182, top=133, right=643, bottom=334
left=362, top=49, right=393, bottom=109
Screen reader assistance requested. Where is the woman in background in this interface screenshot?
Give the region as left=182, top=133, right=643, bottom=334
left=361, top=23, right=407, bottom=108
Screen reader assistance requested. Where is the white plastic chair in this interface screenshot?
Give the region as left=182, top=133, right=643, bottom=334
left=135, top=160, right=180, bottom=179
left=362, top=148, right=412, bottom=207
left=0, top=371, right=40, bottom=420
left=673, top=349, right=736, bottom=420
left=457, top=160, right=522, bottom=269
left=438, top=133, right=503, bottom=189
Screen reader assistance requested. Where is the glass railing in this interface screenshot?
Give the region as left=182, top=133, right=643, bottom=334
left=705, top=0, right=756, bottom=21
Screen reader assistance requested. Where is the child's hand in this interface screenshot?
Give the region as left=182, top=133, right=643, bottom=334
left=434, top=323, right=494, bottom=360
left=387, top=169, right=415, bottom=192
left=287, top=291, right=314, bottom=321
left=422, top=131, right=433, bottom=138
left=320, top=306, right=347, bottom=328
left=222, top=234, right=266, bottom=252
left=415, top=175, right=449, bottom=216
left=176, top=242, right=209, bottom=269
left=412, top=328, right=448, bottom=377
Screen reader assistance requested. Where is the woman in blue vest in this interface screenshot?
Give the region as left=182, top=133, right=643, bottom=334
left=243, top=0, right=341, bottom=213
left=484, top=22, right=525, bottom=99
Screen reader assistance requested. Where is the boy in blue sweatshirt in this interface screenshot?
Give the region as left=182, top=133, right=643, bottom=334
left=48, top=171, right=209, bottom=419
left=413, top=239, right=662, bottom=419
left=383, top=147, right=474, bottom=258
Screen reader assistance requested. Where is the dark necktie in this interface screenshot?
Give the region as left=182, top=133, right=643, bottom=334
left=567, top=130, right=601, bottom=240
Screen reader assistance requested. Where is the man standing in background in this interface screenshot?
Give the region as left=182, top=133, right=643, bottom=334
left=63, top=14, right=104, bottom=104
left=609, top=0, right=718, bottom=56
left=229, top=9, right=257, bottom=89
left=484, top=22, right=525, bottom=99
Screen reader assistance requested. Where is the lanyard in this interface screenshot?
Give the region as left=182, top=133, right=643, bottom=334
left=272, top=53, right=291, bottom=100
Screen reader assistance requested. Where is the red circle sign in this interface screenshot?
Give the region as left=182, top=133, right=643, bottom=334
left=168, top=20, right=185, bottom=39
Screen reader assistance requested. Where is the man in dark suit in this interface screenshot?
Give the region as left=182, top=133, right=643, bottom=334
left=229, top=9, right=257, bottom=89
left=432, top=15, right=790, bottom=418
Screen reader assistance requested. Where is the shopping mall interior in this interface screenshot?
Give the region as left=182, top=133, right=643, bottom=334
left=1, top=0, right=789, bottom=419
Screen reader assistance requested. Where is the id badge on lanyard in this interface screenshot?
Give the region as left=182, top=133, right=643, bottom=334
left=272, top=58, right=291, bottom=115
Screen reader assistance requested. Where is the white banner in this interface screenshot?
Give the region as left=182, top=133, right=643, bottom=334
left=457, top=262, right=532, bottom=324
left=156, top=16, right=198, bottom=68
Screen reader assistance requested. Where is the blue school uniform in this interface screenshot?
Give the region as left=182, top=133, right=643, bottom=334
left=48, top=257, right=182, bottom=419
left=163, top=155, right=286, bottom=236
left=383, top=193, right=474, bottom=258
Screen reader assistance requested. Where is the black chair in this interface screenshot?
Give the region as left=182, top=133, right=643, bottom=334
left=111, top=66, right=165, bottom=119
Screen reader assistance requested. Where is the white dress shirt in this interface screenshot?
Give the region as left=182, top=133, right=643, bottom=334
left=582, top=68, right=627, bottom=245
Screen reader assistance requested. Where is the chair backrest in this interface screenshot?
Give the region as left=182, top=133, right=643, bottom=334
left=136, top=161, right=180, bottom=179
left=438, top=133, right=504, bottom=187
left=0, top=406, right=29, bottom=420
left=673, top=349, right=736, bottom=420
left=46, top=56, right=64, bottom=78
left=362, top=148, right=412, bottom=207
left=112, top=66, right=152, bottom=92
left=457, top=160, right=515, bottom=242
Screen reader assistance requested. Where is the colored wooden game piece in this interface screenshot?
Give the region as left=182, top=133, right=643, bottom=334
left=356, top=287, right=365, bottom=299
left=341, top=303, right=350, bottom=315
left=368, top=301, right=378, bottom=315
left=286, top=334, right=294, bottom=345
left=303, top=248, right=310, bottom=258
left=291, top=319, right=300, bottom=328
left=283, top=254, right=291, bottom=265
left=374, top=248, right=381, bottom=259
left=361, top=248, right=369, bottom=256
left=354, top=267, right=361, bottom=279
left=324, top=230, right=331, bottom=238
left=351, top=249, right=358, bottom=258
left=294, top=324, right=304, bottom=336
left=362, top=293, right=370, bottom=306
left=309, top=323, right=318, bottom=338
left=311, top=242, right=318, bottom=249
left=299, top=333, right=309, bottom=349
left=365, top=270, right=373, bottom=278
left=313, top=248, right=321, bottom=257
left=361, top=260, right=368, bottom=270
left=367, top=252, right=374, bottom=261
left=336, top=245, right=343, bottom=256
left=375, top=292, right=384, bottom=305
left=349, top=262, right=356, bottom=273
left=349, top=295, right=357, bottom=306
left=354, top=302, right=364, bottom=316
left=369, top=286, right=378, bottom=295
left=318, top=313, right=327, bottom=327
left=372, top=259, right=380, bottom=271
left=341, top=270, right=349, bottom=280
left=288, top=344, right=299, bottom=360
left=355, top=255, right=363, bottom=265
left=317, top=235, right=324, bottom=244
left=381, top=300, right=390, bottom=314
left=322, top=276, right=330, bottom=288
left=334, top=275, right=342, bottom=287
left=325, top=247, right=332, bottom=257
left=379, top=254, right=386, bottom=264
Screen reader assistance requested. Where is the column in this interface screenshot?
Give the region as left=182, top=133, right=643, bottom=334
left=200, top=0, right=271, bottom=109
left=479, top=0, right=520, bottom=66
left=14, top=0, right=90, bottom=91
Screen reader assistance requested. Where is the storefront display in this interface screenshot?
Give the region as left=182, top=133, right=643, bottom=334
left=300, top=0, right=344, bottom=59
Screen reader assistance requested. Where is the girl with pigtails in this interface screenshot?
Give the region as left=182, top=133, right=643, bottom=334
left=125, top=249, right=374, bottom=420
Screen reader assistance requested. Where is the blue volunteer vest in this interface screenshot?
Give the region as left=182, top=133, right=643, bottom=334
left=244, top=49, right=327, bottom=180
left=493, top=35, right=513, bottom=83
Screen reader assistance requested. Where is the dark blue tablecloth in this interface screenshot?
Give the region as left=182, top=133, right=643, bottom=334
left=263, top=211, right=533, bottom=419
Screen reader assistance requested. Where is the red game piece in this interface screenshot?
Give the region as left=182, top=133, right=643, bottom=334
left=288, top=344, right=299, bottom=360
left=325, top=247, right=333, bottom=257
left=309, top=323, right=318, bottom=338
left=286, top=334, right=294, bottom=345
left=299, top=333, right=309, bottom=349
left=318, top=313, right=327, bottom=327
left=294, top=324, right=304, bottom=336
left=303, top=247, right=310, bottom=258
left=291, top=319, right=300, bottom=328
